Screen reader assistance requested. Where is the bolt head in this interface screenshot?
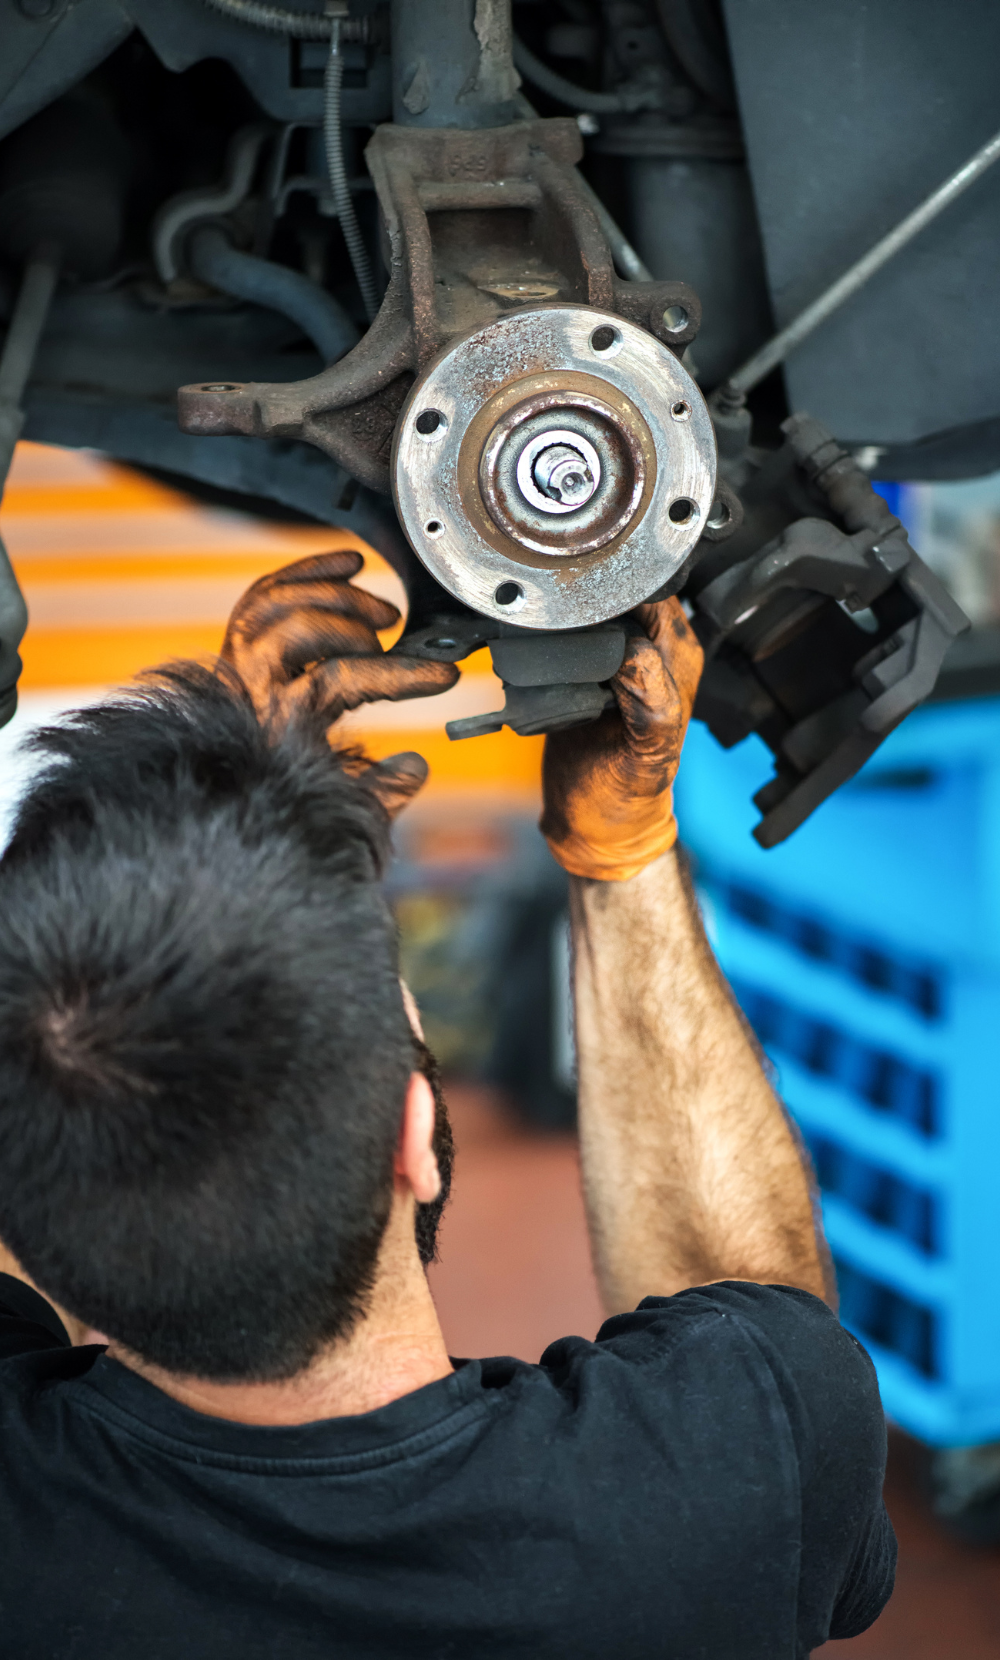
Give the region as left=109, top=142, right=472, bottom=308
left=531, top=441, right=597, bottom=508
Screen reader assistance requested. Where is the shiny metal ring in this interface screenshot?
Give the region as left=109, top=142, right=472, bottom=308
left=514, top=429, right=602, bottom=517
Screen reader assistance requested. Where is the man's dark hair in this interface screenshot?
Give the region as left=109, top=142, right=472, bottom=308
left=0, top=664, right=424, bottom=1382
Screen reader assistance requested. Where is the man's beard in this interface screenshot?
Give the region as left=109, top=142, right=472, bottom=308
left=411, top=1038, right=454, bottom=1266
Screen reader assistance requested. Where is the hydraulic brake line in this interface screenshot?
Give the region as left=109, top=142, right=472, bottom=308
left=726, top=122, right=1000, bottom=397
left=574, top=172, right=653, bottom=283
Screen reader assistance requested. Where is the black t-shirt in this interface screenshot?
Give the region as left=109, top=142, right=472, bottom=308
left=0, top=1272, right=894, bottom=1658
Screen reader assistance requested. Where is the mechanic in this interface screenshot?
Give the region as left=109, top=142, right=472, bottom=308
left=0, top=551, right=894, bottom=1657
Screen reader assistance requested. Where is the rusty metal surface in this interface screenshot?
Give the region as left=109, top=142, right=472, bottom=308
left=177, top=117, right=700, bottom=498
left=415, top=180, right=544, bottom=211
left=391, top=304, right=716, bottom=631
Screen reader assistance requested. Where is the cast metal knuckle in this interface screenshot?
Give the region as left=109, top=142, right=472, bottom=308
left=177, top=116, right=711, bottom=637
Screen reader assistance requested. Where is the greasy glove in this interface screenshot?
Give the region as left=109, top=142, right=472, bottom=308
left=221, top=548, right=459, bottom=818
left=540, top=597, right=703, bottom=881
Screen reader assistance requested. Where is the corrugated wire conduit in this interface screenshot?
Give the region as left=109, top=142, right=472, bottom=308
left=198, top=0, right=378, bottom=322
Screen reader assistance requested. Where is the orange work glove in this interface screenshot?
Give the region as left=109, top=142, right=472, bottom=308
left=540, top=597, right=703, bottom=881
left=221, top=549, right=459, bottom=818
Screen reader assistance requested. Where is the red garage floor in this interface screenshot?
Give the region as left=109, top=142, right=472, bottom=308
left=430, top=1084, right=1000, bottom=1659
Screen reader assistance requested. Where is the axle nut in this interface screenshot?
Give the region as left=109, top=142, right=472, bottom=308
left=531, top=441, right=596, bottom=507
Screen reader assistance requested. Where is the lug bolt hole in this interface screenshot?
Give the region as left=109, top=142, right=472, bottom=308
left=668, top=497, right=698, bottom=525
left=590, top=324, right=622, bottom=357
left=425, top=518, right=444, bottom=537
left=494, top=581, right=525, bottom=610
left=707, top=498, right=731, bottom=529
left=670, top=400, right=691, bottom=421
left=662, top=305, right=689, bottom=335
left=415, top=408, right=448, bottom=438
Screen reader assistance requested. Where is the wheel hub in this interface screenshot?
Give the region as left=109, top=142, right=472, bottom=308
left=392, top=305, right=717, bottom=630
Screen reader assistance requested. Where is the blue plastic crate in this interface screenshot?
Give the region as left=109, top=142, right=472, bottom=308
left=674, top=698, right=1000, bottom=1446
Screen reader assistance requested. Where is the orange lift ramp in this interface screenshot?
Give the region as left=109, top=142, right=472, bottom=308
left=1, top=441, right=544, bottom=809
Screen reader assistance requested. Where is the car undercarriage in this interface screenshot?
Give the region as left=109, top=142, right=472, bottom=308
left=1, top=0, right=996, bottom=841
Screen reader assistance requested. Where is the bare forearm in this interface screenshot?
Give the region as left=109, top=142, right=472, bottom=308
left=571, top=849, right=828, bottom=1312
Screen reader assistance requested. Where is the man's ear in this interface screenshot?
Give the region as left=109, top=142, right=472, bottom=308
left=395, top=1071, right=441, bottom=1204
left=364, top=752, right=430, bottom=821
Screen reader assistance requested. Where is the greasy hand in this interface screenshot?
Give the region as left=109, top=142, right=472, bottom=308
left=221, top=549, right=459, bottom=818
left=540, top=597, right=703, bottom=881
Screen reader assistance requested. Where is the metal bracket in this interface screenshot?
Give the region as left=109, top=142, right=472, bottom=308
left=692, top=416, right=969, bottom=847
left=176, top=118, right=700, bottom=496
left=447, top=680, right=615, bottom=740
left=442, top=621, right=626, bottom=740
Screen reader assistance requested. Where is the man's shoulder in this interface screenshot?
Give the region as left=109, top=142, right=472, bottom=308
left=662, top=1281, right=885, bottom=1459
left=543, top=1280, right=870, bottom=1389
left=522, top=1282, right=892, bottom=1647
left=526, top=1281, right=884, bottom=1472
left=662, top=1280, right=879, bottom=1386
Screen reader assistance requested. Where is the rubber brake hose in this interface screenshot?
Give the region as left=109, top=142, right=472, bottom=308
left=512, top=35, right=654, bottom=114
left=188, top=225, right=359, bottom=364
left=654, top=0, right=736, bottom=113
